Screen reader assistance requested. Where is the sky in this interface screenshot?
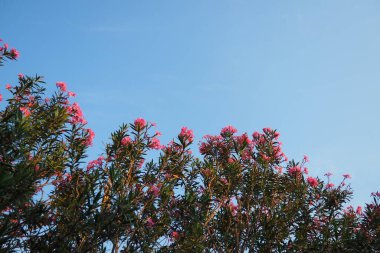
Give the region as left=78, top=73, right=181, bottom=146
left=1, top=0, right=379, bottom=206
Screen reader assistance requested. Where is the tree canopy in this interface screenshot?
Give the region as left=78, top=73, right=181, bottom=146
left=0, top=38, right=379, bottom=252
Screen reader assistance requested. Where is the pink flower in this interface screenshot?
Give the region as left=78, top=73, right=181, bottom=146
left=56, top=81, right=67, bottom=92
left=344, top=205, right=354, bottom=215
left=146, top=217, right=155, bottom=228
left=149, top=137, right=162, bottom=150
left=171, top=231, right=180, bottom=240
left=67, top=102, right=86, bottom=124
left=86, top=157, right=103, bottom=170
left=134, top=117, right=146, bottom=129
left=242, top=133, right=252, bottom=144
left=179, top=127, right=194, bottom=143
left=326, top=183, right=335, bottom=189
left=307, top=177, right=318, bottom=188
left=18, top=73, right=24, bottom=79
left=356, top=206, right=362, bottom=215
left=343, top=174, right=351, bottom=179
left=313, top=217, right=321, bottom=228
left=68, top=91, right=76, bottom=97
left=20, top=107, right=31, bottom=117
left=97, top=156, right=104, bottom=163
left=5, top=84, right=11, bottom=90
left=288, top=166, right=302, bottom=176
left=303, top=155, right=309, bottom=163
left=121, top=136, right=131, bottom=146
left=220, top=178, right=228, bottom=184
left=252, top=131, right=260, bottom=139
left=324, top=172, right=333, bottom=177
left=85, top=128, right=95, bottom=146
left=10, top=48, right=19, bottom=59
left=149, top=185, right=160, bottom=197
left=87, top=162, right=95, bottom=170
left=263, top=127, right=273, bottom=133
left=261, top=153, right=270, bottom=161
left=221, top=125, right=237, bottom=136
left=0, top=94, right=2, bottom=102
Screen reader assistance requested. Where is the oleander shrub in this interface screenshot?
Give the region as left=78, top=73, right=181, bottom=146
left=0, top=38, right=379, bottom=252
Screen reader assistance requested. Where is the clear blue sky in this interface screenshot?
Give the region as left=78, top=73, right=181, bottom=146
left=1, top=1, right=379, bottom=206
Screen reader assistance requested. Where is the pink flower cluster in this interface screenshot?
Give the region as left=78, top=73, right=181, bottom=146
left=262, top=127, right=280, bottom=139
left=199, top=134, right=223, bottom=155
left=343, top=174, right=351, bottom=179
left=220, top=125, right=237, bottom=136
left=260, top=127, right=280, bottom=140
left=66, top=102, right=87, bottom=124
left=343, top=205, right=363, bottom=217
left=20, top=107, right=31, bottom=117
left=199, top=127, right=288, bottom=166
left=356, top=206, right=362, bottom=215
left=148, top=185, right=160, bottom=197
left=10, top=48, right=19, bottom=58
left=149, top=137, right=162, bottom=150
left=134, top=118, right=146, bottom=129
left=288, top=166, right=302, bottom=176
left=179, top=127, right=194, bottom=143
left=0, top=38, right=19, bottom=59
left=252, top=131, right=260, bottom=139
left=56, top=82, right=67, bottom=92
left=262, top=127, right=273, bottom=134
left=121, top=136, right=132, bottom=146
left=307, top=177, right=318, bottom=188
left=0, top=84, right=12, bottom=102
left=55, top=81, right=77, bottom=99
left=146, top=217, right=155, bottom=228
left=87, top=156, right=104, bottom=170
left=171, top=231, right=180, bottom=241
left=84, top=128, right=95, bottom=146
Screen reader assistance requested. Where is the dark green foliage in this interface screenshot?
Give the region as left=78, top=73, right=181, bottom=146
left=0, top=42, right=379, bottom=253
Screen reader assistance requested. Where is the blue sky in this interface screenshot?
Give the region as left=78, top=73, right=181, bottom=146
left=1, top=0, right=379, bottom=206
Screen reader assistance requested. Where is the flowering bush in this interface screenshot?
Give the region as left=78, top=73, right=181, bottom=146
left=1, top=38, right=379, bottom=252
